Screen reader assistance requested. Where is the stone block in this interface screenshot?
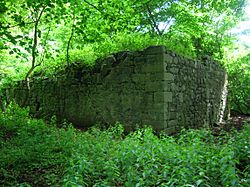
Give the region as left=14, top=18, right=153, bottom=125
left=144, top=45, right=166, bottom=55
left=149, top=72, right=164, bottom=81
left=171, top=83, right=178, bottom=91
left=169, top=68, right=179, bottom=74
left=154, top=92, right=164, bottom=102
left=169, top=112, right=176, bottom=120
left=179, top=93, right=183, bottom=102
left=132, top=74, right=150, bottom=82
left=164, top=92, right=173, bottom=102
left=163, top=81, right=172, bottom=91
left=151, top=103, right=164, bottom=111
left=145, top=81, right=163, bottom=92
left=134, top=56, right=145, bottom=63
left=164, top=53, right=173, bottom=63
left=164, top=127, right=176, bottom=134
left=168, top=120, right=177, bottom=127
left=173, top=57, right=179, bottom=64
left=164, top=73, right=174, bottom=81
left=146, top=55, right=164, bottom=64
left=154, top=92, right=173, bottom=103
left=142, top=63, right=163, bottom=73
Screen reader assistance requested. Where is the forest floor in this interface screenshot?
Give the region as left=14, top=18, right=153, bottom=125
left=212, top=113, right=250, bottom=135
left=1, top=106, right=249, bottom=186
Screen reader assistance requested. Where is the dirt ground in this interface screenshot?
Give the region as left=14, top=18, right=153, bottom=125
left=212, top=113, right=250, bottom=135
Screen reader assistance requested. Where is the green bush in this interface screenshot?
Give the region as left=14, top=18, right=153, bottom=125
left=0, top=104, right=77, bottom=186
left=225, top=53, right=250, bottom=115
left=64, top=127, right=249, bottom=187
left=0, top=105, right=249, bottom=186
left=234, top=124, right=250, bottom=182
left=33, top=32, right=197, bottom=78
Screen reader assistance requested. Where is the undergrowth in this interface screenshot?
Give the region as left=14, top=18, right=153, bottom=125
left=0, top=104, right=77, bottom=186
left=33, top=32, right=196, bottom=78
left=0, top=104, right=249, bottom=186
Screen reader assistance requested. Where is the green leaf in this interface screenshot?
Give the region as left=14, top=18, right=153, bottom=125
left=196, top=179, right=203, bottom=186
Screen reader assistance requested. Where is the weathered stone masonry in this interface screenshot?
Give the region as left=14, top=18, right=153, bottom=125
left=7, top=46, right=227, bottom=133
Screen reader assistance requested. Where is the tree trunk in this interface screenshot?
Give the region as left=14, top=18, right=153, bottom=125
left=22, top=7, right=45, bottom=107
left=66, top=15, right=76, bottom=66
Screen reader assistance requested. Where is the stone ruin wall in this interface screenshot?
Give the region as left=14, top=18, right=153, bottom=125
left=7, top=46, right=227, bottom=133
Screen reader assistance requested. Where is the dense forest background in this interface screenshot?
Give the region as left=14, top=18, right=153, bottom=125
left=0, top=0, right=250, bottom=186
left=0, top=0, right=249, bottom=114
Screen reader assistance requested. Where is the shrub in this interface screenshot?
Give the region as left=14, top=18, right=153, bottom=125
left=1, top=104, right=249, bottom=186
left=63, top=127, right=249, bottom=187
left=32, top=32, right=197, bottom=78
left=234, top=124, right=250, bottom=183
left=0, top=104, right=77, bottom=186
left=225, top=53, right=250, bottom=115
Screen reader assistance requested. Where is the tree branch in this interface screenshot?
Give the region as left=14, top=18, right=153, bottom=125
left=160, top=17, right=173, bottom=35
left=1, top=21, right=37, bottom=29
left=145, top=4, right=162, bottom=36
left=82, top=0, right=115, bottom=22
left=25, top=6, right=46, bottom=83
left=82, top=0, right=102, bottom=12
left=30, top=6, right=46, bottom=71
left=66, top=14, right=76, bottom=66
left=39, top=26, right=51, bottom=66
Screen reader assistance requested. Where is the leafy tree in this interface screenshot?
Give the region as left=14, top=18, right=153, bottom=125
left=225, top=52, right=250, bottom=114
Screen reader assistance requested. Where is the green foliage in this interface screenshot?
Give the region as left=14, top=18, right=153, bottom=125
left=63, top=126, right=249, bottom=187
left=234, top=124, right=250, bottom=177
left=1, top=105, right=249, bottom=186
left=0, top=103, right=77, bottom=186
left=225, top=53, right=250, bottom=114
left=33, top=32, right=197, bottom=77
left=0, top=49, right=28, bottom=88
left=1, top=0, right=246, bottom=69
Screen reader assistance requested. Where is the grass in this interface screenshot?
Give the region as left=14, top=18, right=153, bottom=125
left=0, top=104, right=249, bottom=186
